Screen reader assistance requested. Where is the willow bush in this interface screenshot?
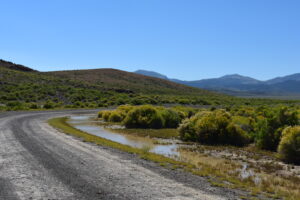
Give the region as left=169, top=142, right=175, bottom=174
left=123, top=105, right=165, bottom=128
left=254, top=107, right=299, bottom=151
left=98, top=105, right=189, bottom=128
left=178, top=110, right=251, bottom=146
left=278, top=126, right=300, bottom=164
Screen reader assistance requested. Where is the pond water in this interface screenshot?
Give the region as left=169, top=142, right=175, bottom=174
left=68, top=115, right=180, bottom=157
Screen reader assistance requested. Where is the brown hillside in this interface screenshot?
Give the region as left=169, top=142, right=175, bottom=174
left=0, top=59, right=36, bottom=72
left=46, top=68, right=218, bottom=96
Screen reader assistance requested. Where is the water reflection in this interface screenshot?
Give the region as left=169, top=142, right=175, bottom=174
left=68, top=115, right=179, bottom=157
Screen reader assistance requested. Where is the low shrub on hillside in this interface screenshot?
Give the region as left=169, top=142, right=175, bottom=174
left=28, top=103, right=39, bottom=109
left=178, top=110, right=251, bottom=146
left=44, top=101, right=54, bottom=109
left=278, top=126, right=300, bottom=164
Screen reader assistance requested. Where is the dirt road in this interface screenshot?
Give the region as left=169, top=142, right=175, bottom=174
left=0, top=110, right=242, bottom=200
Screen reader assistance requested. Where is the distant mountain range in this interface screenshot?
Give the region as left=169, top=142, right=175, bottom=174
left=135, top=70, right=300, bottom=98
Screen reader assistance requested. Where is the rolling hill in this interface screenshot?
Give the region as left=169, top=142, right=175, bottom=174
left=45, top=68, right=213, bottom=95
left=0, top=59, right=241, bottom=110
left=0, top=59, right=36, bottom=72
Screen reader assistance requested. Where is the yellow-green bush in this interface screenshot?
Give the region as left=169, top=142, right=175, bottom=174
left=98, top=111, right=103, bottom=118
left=99, top=105, right=184, bottom=128
left=172, top=106, right=198, bottom=118
left=98, top=105, right=133, bottom=120
left=278, top=126, right=300, bottom=164
left=123, top=105, right=165, bottom=128
left=117, top=105, right=134, bottom=114
left=254, top=107, right=299, bottom=151
left=102, top=111, right=112, bottom=121
left=160, top=109, right=182, bottom=128
left=179, top=110, right=251, bottom=146
left=108, top=111, right=124, bottom=122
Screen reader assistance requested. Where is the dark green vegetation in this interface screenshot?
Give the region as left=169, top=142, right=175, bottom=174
left=0, top=59, right=298, bottom=111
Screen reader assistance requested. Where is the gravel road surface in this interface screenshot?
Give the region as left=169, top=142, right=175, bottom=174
left=0, top=110, right=244, bottom=200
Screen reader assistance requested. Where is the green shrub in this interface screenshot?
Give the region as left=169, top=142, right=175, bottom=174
left=117, top=105, right=134, bottom=114
left=7, top=101, right=22, bottom=108
left=160, top=109, right=182, bottom=128
left=255, top=120, right=285, bottom=151
left=99, top=105, right=188, bottom=128
left=29, top=103, right=39, bottom=109
left=44, top=101, right=54, bottom=109
left=179, top=110, right=250, bottom=146
left=278, top=126, right=300, bottom=164
left=178, top=118, right=198, bottom=141
left=123, top=105, right=164, bottom=128
left=108, top=111, right=124, bottom=122
left=98, top=111, right=103, bottom=118
left=254, top=107, right=299, bottom=151
left=172, top=106, right=198, bottom=118
left=225, top=122, right=251, bottom=146
left=232, top=116, right=254, bottom=133
left=102, top=111, right=112, bottom=121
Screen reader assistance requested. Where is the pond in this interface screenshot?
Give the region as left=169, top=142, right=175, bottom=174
left=68, top=115, right=180, bottom=157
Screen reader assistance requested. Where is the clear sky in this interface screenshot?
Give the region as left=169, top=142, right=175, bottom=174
left=0, top=0, right=299, bottom=80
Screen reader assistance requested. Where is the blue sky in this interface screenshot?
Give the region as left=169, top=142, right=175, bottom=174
left=0, top=0, right=299, bottom=80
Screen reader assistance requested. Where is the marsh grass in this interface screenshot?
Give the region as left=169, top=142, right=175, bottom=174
left=181, top=145, right=300, bottom=200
